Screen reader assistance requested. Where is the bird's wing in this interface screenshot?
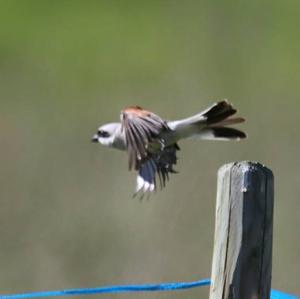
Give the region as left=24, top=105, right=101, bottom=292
left=121, top=106, right=169, bottom=170
left=134, top=144, right=179, bottom=197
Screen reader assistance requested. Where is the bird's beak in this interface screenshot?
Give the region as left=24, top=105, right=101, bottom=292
left=91, top=134, right=99, bottom=143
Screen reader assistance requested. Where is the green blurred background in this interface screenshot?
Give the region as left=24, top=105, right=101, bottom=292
left=0, top=1, right=299, bottom=298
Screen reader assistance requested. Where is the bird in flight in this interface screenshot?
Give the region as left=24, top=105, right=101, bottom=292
left=92, top=100, right=246, bottom=196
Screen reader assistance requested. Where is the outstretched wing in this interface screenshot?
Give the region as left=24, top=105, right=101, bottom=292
left=134, top=144, right=179, bottom=197
left=121, top=106, right=169, bottom=170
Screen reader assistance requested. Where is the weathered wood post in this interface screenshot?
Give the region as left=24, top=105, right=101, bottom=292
left=209, top=161, right=274, bottom=299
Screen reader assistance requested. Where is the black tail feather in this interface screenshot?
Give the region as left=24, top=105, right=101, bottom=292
left=211, top=127, right=247, bottom=139
left=203, top=100, right=237, bottom=125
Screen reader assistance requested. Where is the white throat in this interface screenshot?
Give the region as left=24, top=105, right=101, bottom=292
left=96, top=122, right=126, bottom=151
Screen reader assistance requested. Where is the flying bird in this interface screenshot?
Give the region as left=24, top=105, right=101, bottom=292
left=92, top=100, right=246, bottom=196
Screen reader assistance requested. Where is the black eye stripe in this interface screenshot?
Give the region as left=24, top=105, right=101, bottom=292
left=98, top=130, right=110, bottom=138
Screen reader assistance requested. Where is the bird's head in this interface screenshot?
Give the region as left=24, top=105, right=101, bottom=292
left=91, top=122, right=123, bottom=148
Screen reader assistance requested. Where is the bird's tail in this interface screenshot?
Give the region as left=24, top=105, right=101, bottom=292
left=169, top=100, right=246, bottom=140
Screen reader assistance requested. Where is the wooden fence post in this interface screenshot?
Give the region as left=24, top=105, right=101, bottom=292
left=209, top=161, right=274, bottom=299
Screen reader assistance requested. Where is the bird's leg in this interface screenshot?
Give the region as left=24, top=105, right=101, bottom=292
left=158, top=138, right=166, bottom=151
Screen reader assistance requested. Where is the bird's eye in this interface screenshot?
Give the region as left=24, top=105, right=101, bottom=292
left=98, top=130, right=110, bottom=138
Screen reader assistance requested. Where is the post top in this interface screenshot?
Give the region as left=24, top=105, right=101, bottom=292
left=218, top=161, right=273, bottom=178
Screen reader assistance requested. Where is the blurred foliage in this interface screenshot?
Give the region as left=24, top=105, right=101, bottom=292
left=0, top=1, right=299, bottom=298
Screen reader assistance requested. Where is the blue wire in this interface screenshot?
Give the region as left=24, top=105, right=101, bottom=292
left=0, top=279, right=210, bottom=299
left=0, top=279, right=298, bottom=299
left=271, top=290, right=299, bottom=299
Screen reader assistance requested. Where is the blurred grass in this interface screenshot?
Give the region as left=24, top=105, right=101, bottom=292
left=0, top=1, right=300, bottom=298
